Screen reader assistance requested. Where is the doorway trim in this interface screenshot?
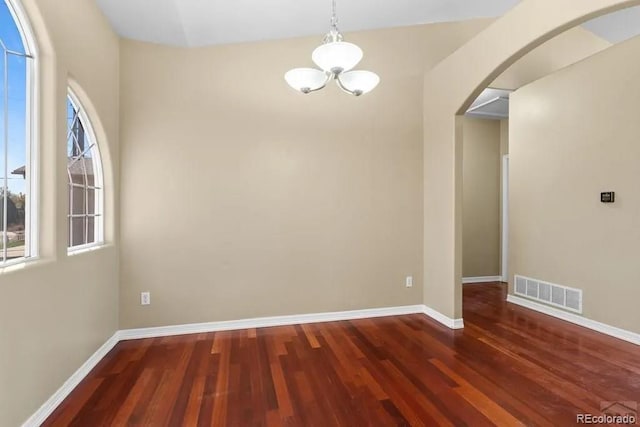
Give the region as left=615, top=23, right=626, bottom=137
left=501, top=154, right=509, bottom=282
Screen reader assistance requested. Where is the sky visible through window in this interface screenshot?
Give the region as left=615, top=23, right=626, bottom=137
left=0, top=0, right=28, bottom=196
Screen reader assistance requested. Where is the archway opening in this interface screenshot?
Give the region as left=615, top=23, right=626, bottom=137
left=422, top=0, right=640, bottom=326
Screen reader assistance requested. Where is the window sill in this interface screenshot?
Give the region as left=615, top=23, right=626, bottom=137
left=67, top=242, right=108, bottom=257
left=0, top=243, right=113, bottom=275
left=0, top=256, right=44, bottom=275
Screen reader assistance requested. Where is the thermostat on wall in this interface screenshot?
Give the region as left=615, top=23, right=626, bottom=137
left=600, top=192, right=615, bottom=203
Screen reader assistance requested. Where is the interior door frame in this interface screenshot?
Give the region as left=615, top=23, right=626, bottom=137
left=501, top=154, right=509, bottom=282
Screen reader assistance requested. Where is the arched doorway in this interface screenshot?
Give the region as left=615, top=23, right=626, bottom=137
left=421, top=0, right=640, bottom=325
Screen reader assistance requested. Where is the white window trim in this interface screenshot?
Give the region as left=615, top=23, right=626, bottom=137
left=67, top=241, right=104, bottom=256
left=66, top=89, right=105, bottom=255
left=0, top=0, right=39, bottom=267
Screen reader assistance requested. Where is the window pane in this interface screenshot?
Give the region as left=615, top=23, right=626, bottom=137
left=1, top=22, right=30, bottom=263
left=67, top=103, right=77, bottom=156
left=7, top=56, right=27, bottom=262
left=87, top=216, right=95, bottom=244
left=66, top=93, right=103, bottom=250
left=5, top=234, right=25, bottom=260
left=70, top=185, right=85, bottom=216
left=0, top=183, right=26, bottom=260
left=86, top=188, right=95, bottom=215
left=68, top=158, right=86, bottom=186
left=70, top=216, right=85, bottom=247
left=0, top=2, right=27, bottom=54
left=0, top=184, right=4, bottom=264
left=86, top=159, right=95, bottom=187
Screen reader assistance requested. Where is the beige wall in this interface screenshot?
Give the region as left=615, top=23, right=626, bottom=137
left=492, top=26, right=610, bottom=90
left=509, top=34, right=640, bottom=334
left=462, top=118, right=501, bottom=278
left=118, top=21, right=501, bottom=329
left=117, top=16, right=622, bottom=328
left=0, top=0, right=119, bottom=425
left=422, top=0, right=640, bottom=320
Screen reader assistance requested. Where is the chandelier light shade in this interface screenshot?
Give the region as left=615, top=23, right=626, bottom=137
left=285, top=0, right=379, bottom=97
left=336, top=70, right=380, bottom=96
left=311, top=42, right=363, bottom=74
left=284, top=68, right=329, bottom=93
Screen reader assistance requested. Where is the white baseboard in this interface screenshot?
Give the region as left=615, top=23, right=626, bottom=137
left=507, top=294, right=640, bottom=346
left=462, top=276, right=503, bottom=284
left=118, top=305, right=428, bottom=340
left=422, top=305, right=464, bottom=329
left=119, top=304, right=465, bottom=340
left=22, top=332, right=120, bottom=427
left=23, top=303, right=464, bottom=425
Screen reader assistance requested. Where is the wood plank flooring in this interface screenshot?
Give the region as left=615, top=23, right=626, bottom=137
left=43, top=283, right=640, bottom=426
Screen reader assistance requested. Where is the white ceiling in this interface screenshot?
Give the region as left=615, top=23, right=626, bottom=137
left=94, top=0, right=521, bottom=47
left=94, top=0, right=640, bottom=48
left=582, top=6, right=640, bottom=44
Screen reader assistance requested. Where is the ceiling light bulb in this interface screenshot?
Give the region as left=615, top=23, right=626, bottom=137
left=337, top=70, right=380, bottom=96
left=284, top=68, right=329, bottom=93
left=312, top=42, right=363, bottom=74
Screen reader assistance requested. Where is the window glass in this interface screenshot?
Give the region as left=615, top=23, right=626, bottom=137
left=67, top=93, right=103, bottom=250
left=0, top=0, right=34, bottom=264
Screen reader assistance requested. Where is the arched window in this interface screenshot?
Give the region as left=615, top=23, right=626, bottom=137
left=67, top=90, right=104, bottom=250
left=0, top=0, right=36, bottom=265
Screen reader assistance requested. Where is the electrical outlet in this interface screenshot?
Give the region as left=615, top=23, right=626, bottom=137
left=141, top=291, right=151, bottom=305
left=405, top=276, right=413, bottom=288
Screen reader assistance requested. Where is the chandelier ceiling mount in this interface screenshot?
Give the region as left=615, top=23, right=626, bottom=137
left=285, top=0, right=380, bottom=97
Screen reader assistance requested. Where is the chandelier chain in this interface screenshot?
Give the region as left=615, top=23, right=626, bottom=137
left=326, top=0, right=343, bottom=42
left=331, top=0, right=339, bottom=32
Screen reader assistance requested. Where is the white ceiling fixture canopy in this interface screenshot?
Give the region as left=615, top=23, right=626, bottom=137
left=285, top=0, right=380, bottom=96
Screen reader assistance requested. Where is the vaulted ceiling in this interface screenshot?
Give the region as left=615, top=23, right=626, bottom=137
left=95, top=0, right=640, bottom=48
left=94, top=0, right=522, bottom=47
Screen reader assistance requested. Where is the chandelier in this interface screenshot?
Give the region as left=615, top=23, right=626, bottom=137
left=284, top=0, right=380, bottom=96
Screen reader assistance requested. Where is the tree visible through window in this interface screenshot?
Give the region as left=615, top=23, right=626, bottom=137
left=67, top=92, right=104, bottom=249
left=0, top=0, right=35, bottom=264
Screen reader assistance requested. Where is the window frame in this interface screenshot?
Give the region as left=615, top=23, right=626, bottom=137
left=0, top=0, right=38, bottom=267
left=66, top=88, right=105, bottom=254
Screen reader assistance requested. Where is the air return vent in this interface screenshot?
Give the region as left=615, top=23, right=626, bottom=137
left=514, top=275, right=583, bottom=313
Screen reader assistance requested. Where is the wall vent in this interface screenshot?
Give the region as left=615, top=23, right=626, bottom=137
left=514, top=275, right=583, bottom=313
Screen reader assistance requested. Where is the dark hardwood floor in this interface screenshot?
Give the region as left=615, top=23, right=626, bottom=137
left=44, top=283, right=640, bottom=426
